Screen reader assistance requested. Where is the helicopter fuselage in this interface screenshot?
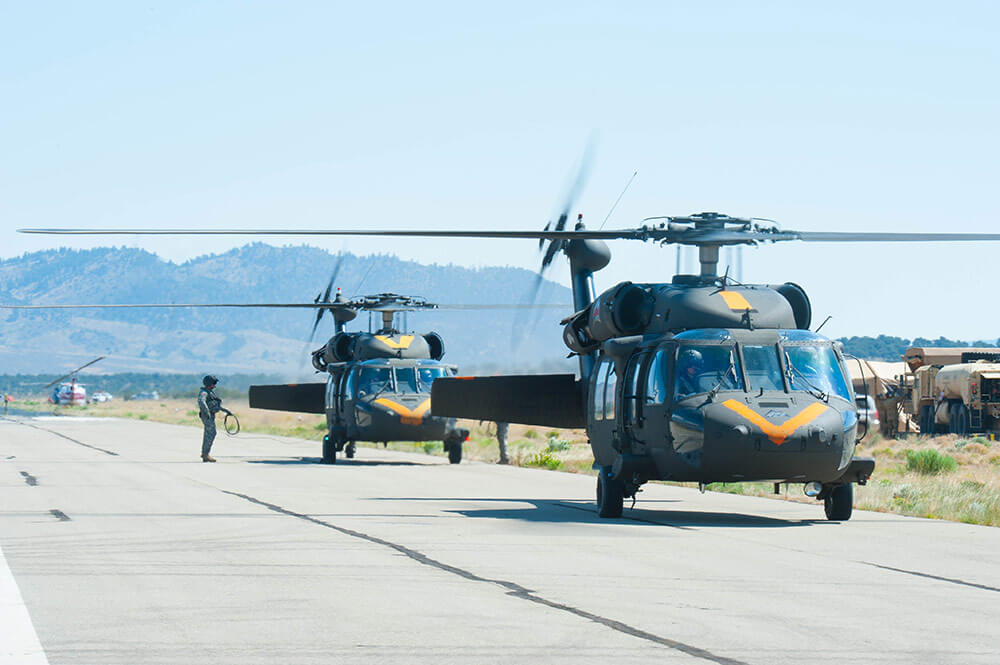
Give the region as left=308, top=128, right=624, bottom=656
left=324, top=357, right=465, bottom=444
left=588, top=328, right=860, bottom=487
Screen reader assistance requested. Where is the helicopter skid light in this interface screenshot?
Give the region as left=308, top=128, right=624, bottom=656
left=804, top=481, right=823, bottom=497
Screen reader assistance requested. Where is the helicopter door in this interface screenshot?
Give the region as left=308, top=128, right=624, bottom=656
left=588, top=357, right=619, bottom=458
left=621, top=352, right=647, bottom=450
left=340, top=368, right=357, bottom=426
left=636, top=345, right=674, bottom=453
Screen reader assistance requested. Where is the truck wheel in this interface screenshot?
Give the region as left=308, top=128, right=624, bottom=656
left=919, top=405, right=934, bottom=436
left=597, top=467, right=624, bottom=518
left=952, top=404, right=970, bottom=437
left=322, top=434, right=337, bottom=464
left=447, top=439, right=462, bottom=464
left=824, top=483, right=853, bottom=521
left=345, top=441, right=356, bottom=459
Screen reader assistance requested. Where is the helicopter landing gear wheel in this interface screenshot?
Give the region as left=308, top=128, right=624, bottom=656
left=824, top=483, right=853, bottom=521
left=446, top=439, right=462, bottom=464
left=345, top=441, right=356, bottom=459
left=322, top=434, right=337, bottom=465
left=596, top=466, right=624, bottom=518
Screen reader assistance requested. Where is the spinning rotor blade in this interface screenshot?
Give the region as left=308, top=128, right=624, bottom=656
left=793, top=231, right=1000, bottom=243
left=1, top=302, right=565, bottom=310
left=43, top=356, right=105, bottom=389
left=310, top=254, right=347, bottom=342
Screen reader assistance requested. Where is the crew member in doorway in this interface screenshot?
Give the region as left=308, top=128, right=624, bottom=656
left=198, top=375, right=230, bottom=462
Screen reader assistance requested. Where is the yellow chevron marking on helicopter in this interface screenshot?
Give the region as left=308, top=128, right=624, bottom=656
left=374, top=334, right=415, bottom=349
left=374, top=397, right=431, bottom=425
left=719, top=291, right=753, bottom=311
left=721, top=399, right=829, bottom=446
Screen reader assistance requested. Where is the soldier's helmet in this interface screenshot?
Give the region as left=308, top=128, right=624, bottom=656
left=203, top=375, right=219, bottom=388
left=679, top=349, right=703, bottom=371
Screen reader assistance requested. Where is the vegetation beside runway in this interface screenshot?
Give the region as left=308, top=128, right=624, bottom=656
left=12, top=398, right=1000, bottom=526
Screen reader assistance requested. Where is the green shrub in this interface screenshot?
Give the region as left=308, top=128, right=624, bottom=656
left=422, top=442, right=438, bottom=455
left=547, top=430, right=561, bottom=439
left=138, top=414, right=148, bottom=420
left=314, top=421, right=327, bottom=431
left=905, top=448, right=957, bottom=475
left=525, top=450, right=562, bottom=470
left=186, top=410, right=199, bottom=417
left=523, top=429, right=538, bottom=439
left=546, top=437, right=570, bottom=452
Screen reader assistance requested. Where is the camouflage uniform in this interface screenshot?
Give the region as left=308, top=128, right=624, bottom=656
left=198, top=385, right=222, bottom=459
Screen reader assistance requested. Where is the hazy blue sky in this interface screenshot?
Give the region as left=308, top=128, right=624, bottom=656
left=2, top=2, right=998, bottom=340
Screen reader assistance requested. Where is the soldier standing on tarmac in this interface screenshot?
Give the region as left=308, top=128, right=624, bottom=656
left=496, top=422, right=510, bottom=465
left=198, top=375, right=230, bottom=462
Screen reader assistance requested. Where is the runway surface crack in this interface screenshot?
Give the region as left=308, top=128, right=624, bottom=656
left=7, top=419, right=118, bottom=456
left=222, top=490, right=748, bottom=665
left=863, top=562, right=1000, bottom=593
left=20, top=471, right=38, bottom=486
left=48, top=509, right=70, bottom=522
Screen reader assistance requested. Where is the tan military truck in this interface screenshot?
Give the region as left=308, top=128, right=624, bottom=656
left=909, top=355, right=1000, bottom=436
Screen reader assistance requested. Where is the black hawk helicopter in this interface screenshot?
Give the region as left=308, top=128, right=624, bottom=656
left=1, top=267, right=562, bottom=465
left=249, top=290, right=473, bottom=464
left=20, top=208, right=1000, bottom=519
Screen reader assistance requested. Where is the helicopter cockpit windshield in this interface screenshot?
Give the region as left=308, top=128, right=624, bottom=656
left=358, top=367, right=392, bottom=396
left=671, top=330, right=852, bottom=402
left=675, top=344, right=743, bottom=397
left=784, top=344, right=852, bottom=402
left=416, top=366, right=449, bottom=392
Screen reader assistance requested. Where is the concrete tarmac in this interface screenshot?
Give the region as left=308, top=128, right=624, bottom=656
left=1, top=415, right=998, bottom=664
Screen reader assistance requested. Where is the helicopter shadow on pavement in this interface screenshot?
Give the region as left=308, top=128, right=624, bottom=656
left=374, top=497, right=823, bottom=528
left=246, top=456, right=423, bottom=467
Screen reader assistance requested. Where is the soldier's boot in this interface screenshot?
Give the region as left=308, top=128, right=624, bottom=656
left=202, top=455, right=217, bottom=463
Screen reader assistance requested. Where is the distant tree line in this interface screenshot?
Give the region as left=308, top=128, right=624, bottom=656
left=836, top=335, right=1000, bottom=361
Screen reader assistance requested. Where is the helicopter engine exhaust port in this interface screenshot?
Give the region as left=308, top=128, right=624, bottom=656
left=423, top=332, right=445, bottom=360
left=324, top=332, right=356, bottom=363
left=768, top=282, right=812, bottom=330
left=561, top=281, right=655, bottom=352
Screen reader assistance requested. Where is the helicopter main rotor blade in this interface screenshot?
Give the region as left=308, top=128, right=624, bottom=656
left=19, top=227, right=637, bottom=239
left=0, top=303, right=357, bottom=309
left=0, top=302, right=566, bottom=310
left=792, top=231, right=1000, bottom=243
left=43, top=356, right=105, bottom=389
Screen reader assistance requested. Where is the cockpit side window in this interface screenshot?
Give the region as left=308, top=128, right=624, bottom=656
left=675, top=345, right=742, bottom=398
left=784, top=345, right=852, bottom=402
left=742, top=345, right=785, bottom=392
left=593, top=358, right=612, bottom=421
left=645, top=348, right=671, bottom=404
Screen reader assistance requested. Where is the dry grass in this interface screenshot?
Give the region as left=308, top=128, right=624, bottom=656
left=13, top=399, right=1000, bottom=526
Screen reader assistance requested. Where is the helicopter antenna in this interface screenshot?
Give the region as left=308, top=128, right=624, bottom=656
left=598, top=171, right=637, bottom=230
left=814, top=315, right=832, bottom=334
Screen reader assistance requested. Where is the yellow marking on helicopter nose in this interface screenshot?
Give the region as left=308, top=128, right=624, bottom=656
left=721, top=399, right=829, bottom=446
left=719, top=291, right=753, bottom=311
left=374, top=397, right=431, bottom=425
left=374, top=334, right=415, bottom=349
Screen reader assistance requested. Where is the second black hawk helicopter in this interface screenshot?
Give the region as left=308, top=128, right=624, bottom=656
left=21, top=203, right=1000, bottom=519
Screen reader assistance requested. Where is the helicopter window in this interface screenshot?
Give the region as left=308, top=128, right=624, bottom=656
left=742, top=345, right=785, bottom=392
left=675, top=345, right=743, bottom=397
left=604, top=363, right=618, bottom=420
left=624, top=354, right=642, bottom=424
left=416, top=367, right=449, bottom=392
left=357, top=367, right=392, bottom=396
left=395, top=368, right=419, bottom=393
left=645, top=349, right=670, bottom=404
left=342, top=370, right=355, bottom=402
left=593, top=359, right=612, bottom=420
left=784, top=345, right=852, bottom=402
